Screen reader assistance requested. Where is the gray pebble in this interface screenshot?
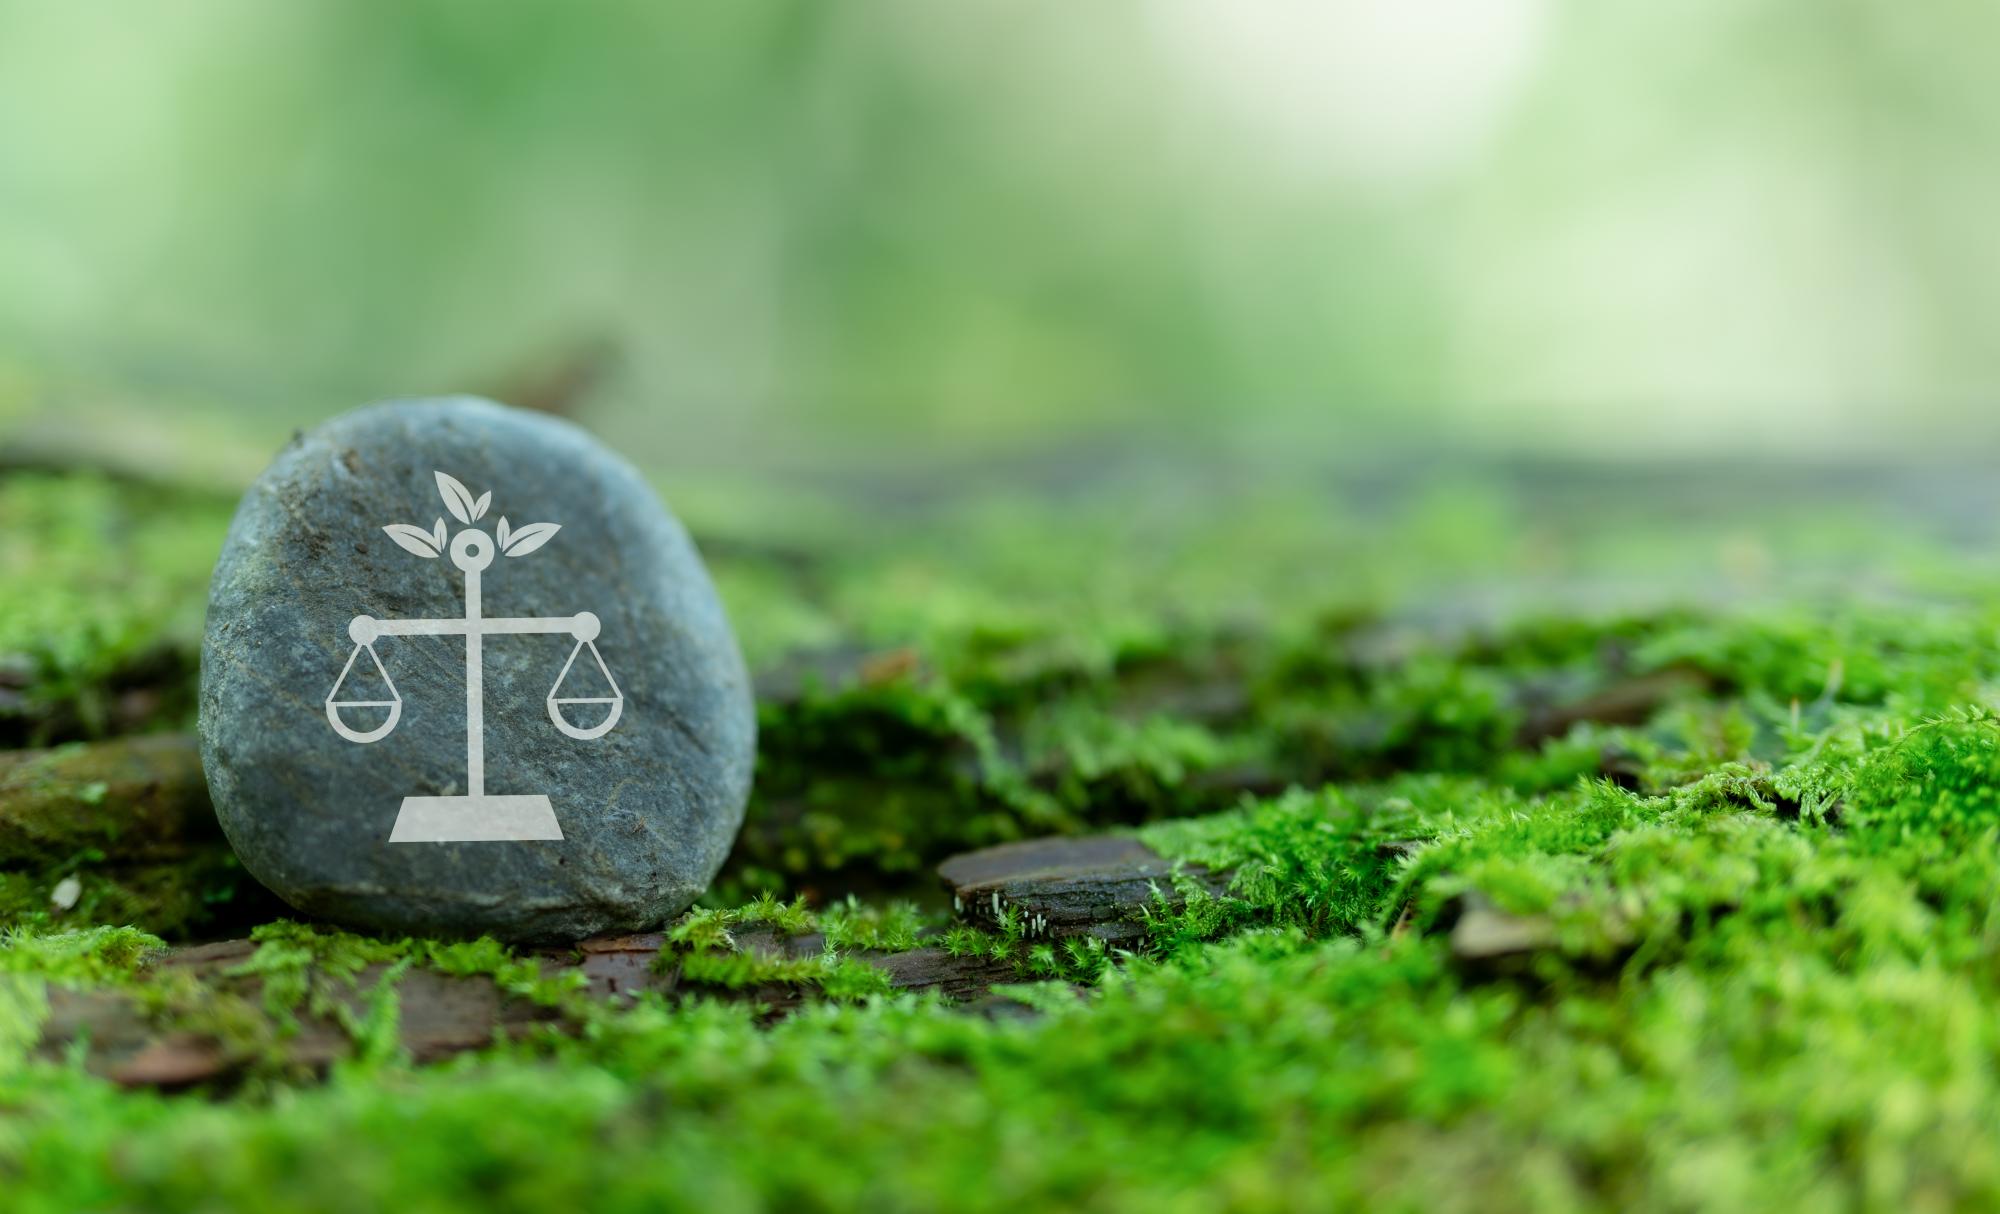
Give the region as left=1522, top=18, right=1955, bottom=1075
left=199, top=397, right=754, bottom=941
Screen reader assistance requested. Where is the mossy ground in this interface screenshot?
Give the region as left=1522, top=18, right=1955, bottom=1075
left=6, top=465, right=2000, bottom=1210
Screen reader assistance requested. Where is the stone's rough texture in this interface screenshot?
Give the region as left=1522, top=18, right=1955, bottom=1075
left=199, top=397, right=755, bottom=941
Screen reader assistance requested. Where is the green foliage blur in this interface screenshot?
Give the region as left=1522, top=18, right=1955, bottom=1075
left=2, top=1, right=1997, bottom=474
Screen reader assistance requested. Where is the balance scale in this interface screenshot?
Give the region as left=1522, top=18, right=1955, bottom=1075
left=324, top=522, right=623, bottom=843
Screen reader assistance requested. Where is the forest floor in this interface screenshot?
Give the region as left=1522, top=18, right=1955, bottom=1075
left=7, top=455, right=2000, bottom=1211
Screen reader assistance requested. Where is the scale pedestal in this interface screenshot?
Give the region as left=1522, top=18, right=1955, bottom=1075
left=388, top=794, right=563, bottom=843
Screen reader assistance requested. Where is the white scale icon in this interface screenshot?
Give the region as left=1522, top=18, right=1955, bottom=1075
left=324, top=472, right=624, bottom=843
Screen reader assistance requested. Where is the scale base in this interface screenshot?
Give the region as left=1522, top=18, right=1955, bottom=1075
left=388, top=794, right=563, bottom=843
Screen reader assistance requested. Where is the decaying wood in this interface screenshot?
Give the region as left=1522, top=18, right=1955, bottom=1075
left=24, top=822, right=1645, bottom=1090
left=27, top=831, right=1203, bottom=1089
left=599, top=927, right=1020, bottom=1012
left=938, top=835, right=1228, bottom=944
left=31, top=919, right=1030, bottom=1089
left=39, top=946, right=562, bottom=1086
left=871, top=946, right=1022, bottom=1003
left=0, top=734, right=216, bottom=864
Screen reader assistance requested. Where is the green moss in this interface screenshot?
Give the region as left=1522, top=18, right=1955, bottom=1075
left=819, top=897, right=924, bottom=953
left=16, top=470, right=2000, bottom=1208
left=424, top=934, right=585, bottom=1006
left=1842, top=707, right=2000, bottom=838
left=938, top=907, right=1113, bottom=983
left=675, top=948, right=893, bottom=1000
left=229, top=921, right=413, bottom=1028
left=0, top=849, right=257, bottom=940
left=659, top=895, right=914, bottom=1002
left=0, top=474, right=233, bottom=742
left=9, top=917, right=2000, bottom=1211
left=0, top=923, right=165, bottom=982
left=0, top=924, right=167, bottom=1074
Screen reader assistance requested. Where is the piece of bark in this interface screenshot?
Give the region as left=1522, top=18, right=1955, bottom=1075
left=869, top=947, right=1021, bottom=1002
left=37, top=944, right=566, bottom=1088
left=32, top=920, right=1042, bottom=1088
left=157, top=938, right=258, bottom=972
left=682, top=927, right=1026, bottom=1014
left=0, top=734, right=215, bottom=864
left=37, top=988, right=220, bottom=1085
left=939, top=835, right=1228, bottom=944
left=575, top=933, right=676, bottom=1001
left=395, top=968, right=560, bottom=1061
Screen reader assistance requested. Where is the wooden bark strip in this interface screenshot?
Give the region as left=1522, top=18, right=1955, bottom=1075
left=32, top=924, right=1033, bottom=1089
left=0, top=734, right=216, bottom=865
left=938, top=835, right=1228, bottom=944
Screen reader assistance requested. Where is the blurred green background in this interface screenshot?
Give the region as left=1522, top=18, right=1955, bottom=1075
left=0, top=0, right=1995, bottom=482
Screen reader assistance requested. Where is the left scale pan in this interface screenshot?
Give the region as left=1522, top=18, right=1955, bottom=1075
left=324, top=637, right=402, bottom=743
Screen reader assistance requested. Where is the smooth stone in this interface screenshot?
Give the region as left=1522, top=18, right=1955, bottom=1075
left=199, top=397, right=755, bottom=942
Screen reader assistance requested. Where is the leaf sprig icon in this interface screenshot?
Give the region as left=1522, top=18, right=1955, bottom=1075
left=435, top=472, right=492, bottom=524
left=378, top=473, right=560, bottom=559
left=496, top=516, right=561, bottom=557
left=383, top=518, right=449, bottom=558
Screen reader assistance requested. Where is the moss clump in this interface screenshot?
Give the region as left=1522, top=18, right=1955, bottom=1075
left=940, top=918, right=1113, bottom=983
left=0, top=923, right=165, bottom=982
left=0, top=924, right=168, bottom=1075
left=0, top=849, right=255, bottom=940
left=0, top=474, right=234, bottom=745
left=660, top=894, right=920, bottom=1002
left=1840, top=707, right=2000, bottom=839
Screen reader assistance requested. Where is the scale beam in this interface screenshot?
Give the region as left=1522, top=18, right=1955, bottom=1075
left=352, top=613, right=598, bottom=641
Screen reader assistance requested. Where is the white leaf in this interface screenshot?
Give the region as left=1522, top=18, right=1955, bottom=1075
left=432, top=518, right=448, bottom=550
left=471, top=490, right=492, bottom=521
left=496, top=516, right=512, bottom=549
left=501, top=522, right=561, bottom=556
left=435, top=471, right=476, bottom=524
left=384, top=523, right=443, bottom=557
